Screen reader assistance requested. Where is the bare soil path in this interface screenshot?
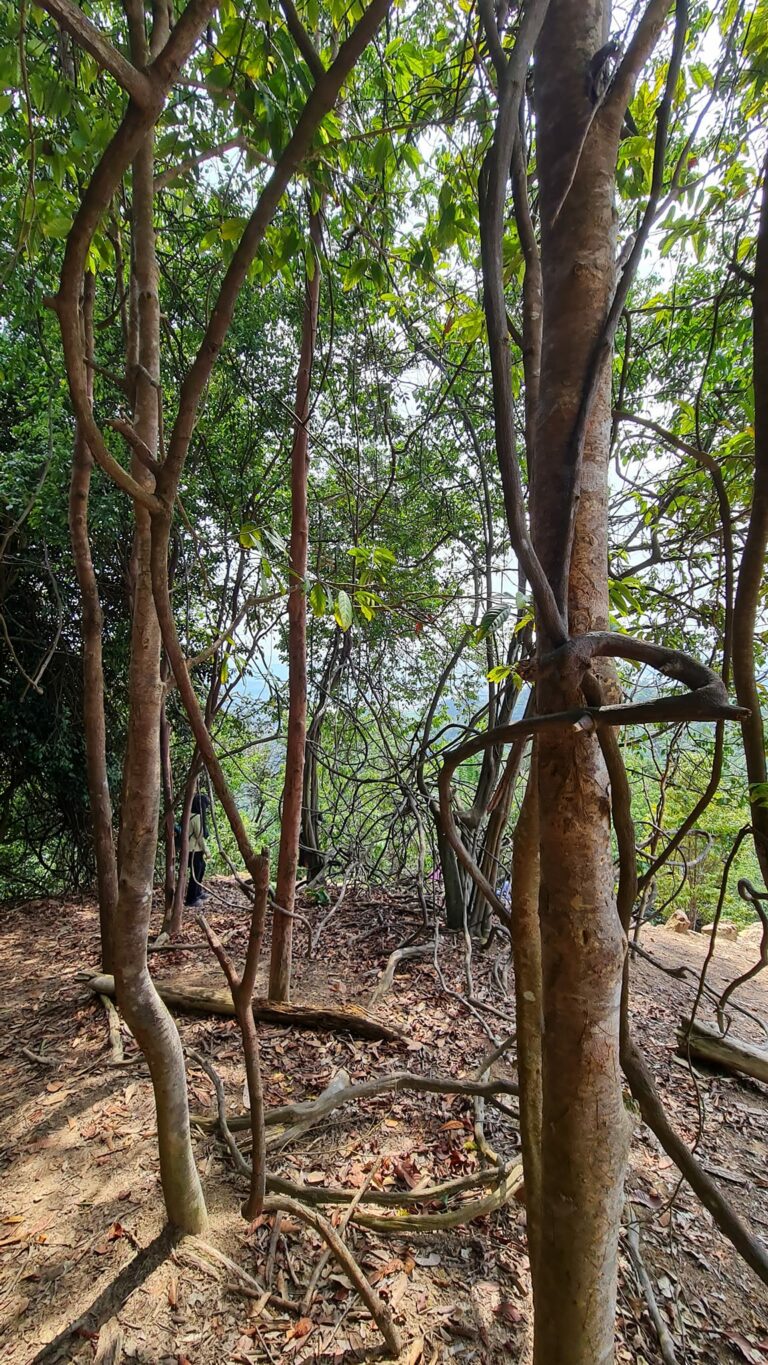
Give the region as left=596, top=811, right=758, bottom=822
left=0, top=887, right=766, bottom=1363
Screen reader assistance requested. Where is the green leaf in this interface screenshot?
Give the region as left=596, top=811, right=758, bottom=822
left=486, top=664, right=513, bottom=683
left=475, top=604, right=512, bottom=643
left=41, top=215, right=72, bottom=239
left=342, top=258, right=369, bottom=291
left=239, top=523, right=261, bottom=549
left=221, top=216, right=248, bottom=241
left=309, top=582, right=327, bottom=616
left=334, top=589, right=353, bottom=631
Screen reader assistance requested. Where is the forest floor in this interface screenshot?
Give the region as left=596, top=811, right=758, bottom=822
left=0, top=884, right=767, bottom=1365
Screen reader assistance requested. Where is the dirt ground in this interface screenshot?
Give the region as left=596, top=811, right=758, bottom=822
left=0, top=884, right=766, bottom=1364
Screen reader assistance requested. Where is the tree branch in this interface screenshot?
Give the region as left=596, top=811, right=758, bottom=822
left=33, top=0, right=153, bottom=106
left=279, top=0, right=324, bottom=80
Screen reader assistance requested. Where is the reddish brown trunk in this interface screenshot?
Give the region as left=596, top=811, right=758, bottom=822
left=269, top=208, right=322, bottom=1002
left=529, top=8, right=629, bottom=1359
left=110, top=1, right=207, bottom=1234
left=509, top=763, right=542, bottom=1281
left=734, top=151, right=768, bottom=885
left=68, top=271, right=118, bottom=972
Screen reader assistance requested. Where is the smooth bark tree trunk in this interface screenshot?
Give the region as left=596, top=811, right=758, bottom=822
left=509, top=762, right=542, bottom=1282
left=68, top=270, right=119, bottom=971
left=734, top=150, right=768, bottom=885
left=530, top=7, right=630, bottom=1359
left=269, top=208, right=322, bottom=1002
left=159, top=678, right=175, bottom=918
left=301, top=628, right=351, bottom=880
left=111, top=0, right=207, bottom=1234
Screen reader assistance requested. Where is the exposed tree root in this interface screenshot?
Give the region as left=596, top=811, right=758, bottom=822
left=368, top=942, right=434, bottom=1008
left=191, top=1068, right=518, bottom=1136
left=197, top=1048, right=523, bottom=1235
left=98, top=992, right=124, bottom=1063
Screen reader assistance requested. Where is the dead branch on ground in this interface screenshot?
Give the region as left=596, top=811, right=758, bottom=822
left=262, top=1193, right=401, bottom=1356
left=625, top=1210, right=679, bottom=1365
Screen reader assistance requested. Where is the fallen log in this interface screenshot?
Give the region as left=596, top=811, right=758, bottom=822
left=677, top=1016, right=768, bottom=1085
left=83, top=974, right=403, bottom=1042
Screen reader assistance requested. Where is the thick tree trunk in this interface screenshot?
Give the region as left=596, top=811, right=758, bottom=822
left=734, top=151, right=768, bottom=885
left=269, top=208, right=322, bottom=1001
left=68, top=271, right=118, bottom=971
left=111, top=1, right=207, bottom=1234
left=529, top=8, right=629, bottom=1360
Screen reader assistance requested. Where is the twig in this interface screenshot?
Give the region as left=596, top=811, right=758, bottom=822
left=301, top=1157, right=382, bottom=1315
left=625, top=1213, right=679, bottom=1364
left=265, top=1211, right=282, bottom=1289
left=309, top=866, right=354, bottom=956
left=188, top=1049, right=250, bottom=1176
left=473, top=1032, right=516, bottom=1080
left=716, top=878, right=768, bottom=1027
left=21, top=1046, right=54, bottom=1067
left=263, top=1193, right=401, bottom=1356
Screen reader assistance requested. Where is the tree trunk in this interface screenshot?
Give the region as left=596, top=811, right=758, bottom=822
left=111, top=0, right=207, bottom=1234
left=733, top=149, right=768, bottom=886
left=434, top=816, right=468, bottom=930
left=509, top=762, right=542, bottom=1282
left=269, top=208, right=322, bottom=1001
left=301, top=628, right=351, bottom=881
left=159, top=681, right=175, bottom=918
left=68, top=270, right=118, bottom=972
left=529, top=8, right=630, bottom=1359
left=165, top=754, right=201, bottom=935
